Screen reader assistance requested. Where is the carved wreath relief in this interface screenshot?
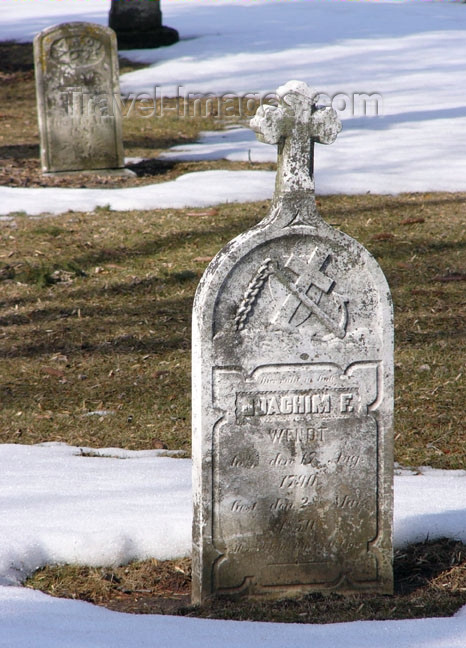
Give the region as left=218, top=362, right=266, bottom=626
left=50, top=35, right=105, bottom=67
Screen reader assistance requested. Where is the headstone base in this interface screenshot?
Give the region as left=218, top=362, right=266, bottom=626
left=43, top=168, right=137, bottom=178
left=114, top=26, right=179, bottom=49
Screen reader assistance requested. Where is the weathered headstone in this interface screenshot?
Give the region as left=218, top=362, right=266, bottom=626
left=192, top=81, right=394, bottom=603
left=34, top=22, right=125, bottom=174
left=109, top=0, right=178, bottom=49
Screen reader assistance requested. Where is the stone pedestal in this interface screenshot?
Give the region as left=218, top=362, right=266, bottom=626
left=34, top=22, right=124, bottom=174
left=109, top=0, right=178, bottom=49
left=192, top=81, right=394, bottom=604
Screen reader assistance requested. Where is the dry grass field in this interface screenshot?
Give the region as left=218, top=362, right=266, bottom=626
left=1, top=40, right=465, bottom=621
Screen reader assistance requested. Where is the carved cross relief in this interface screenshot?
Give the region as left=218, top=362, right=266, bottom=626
left=234, top=248, right=348, bottom=338
left=250, top=80, right=341, bottom=194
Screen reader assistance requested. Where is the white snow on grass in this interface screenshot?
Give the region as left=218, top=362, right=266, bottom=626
left=0, top=171, right=275, bottom=216
left=1, top=586, right=466, bottom=648
left=1, top=0, right=466, bottom=214
left=1, top=444, right=466, bottom=588
left=0, top=443, right=192, bottom=587
left=120, top=0, right=466, bottom=195
left=159, top=122, right=466, bottom=195
left=158, top=127, right=274, bottom=164
left=395, top=466, right=466, bottom=549
left=0, top=443, right=465, bottom=647
left=0, top=0, right=107, bottom=42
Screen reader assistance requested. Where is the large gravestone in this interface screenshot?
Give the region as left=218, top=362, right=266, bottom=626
left=109, top=0, right=178, bottom=49
left=192, top=81, right=394, bottom=603
left=34, top=22, right=125, bottom=174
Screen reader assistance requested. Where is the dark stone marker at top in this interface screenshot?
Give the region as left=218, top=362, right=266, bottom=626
left=192, top=81, right=394, bottom=604
left=109, top=0, right=179, bottom=49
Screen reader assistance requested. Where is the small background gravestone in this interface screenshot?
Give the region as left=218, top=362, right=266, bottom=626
left=34, top=22, right=125, bottom=174
left=192, top=81, right=394, bottom=603
left=109, top=0, right=178, bottom=49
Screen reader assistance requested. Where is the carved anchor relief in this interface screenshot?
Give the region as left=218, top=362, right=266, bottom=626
left=235, top=247, right=348, bottom=338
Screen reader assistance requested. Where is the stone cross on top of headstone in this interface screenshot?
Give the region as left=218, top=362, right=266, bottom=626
left=251, top=80, right=341, bottom=195
left=192, top=80, right=394, bottom=604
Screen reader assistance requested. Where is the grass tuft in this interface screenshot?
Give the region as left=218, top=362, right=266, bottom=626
left=25, top=539, right=466, bottom=621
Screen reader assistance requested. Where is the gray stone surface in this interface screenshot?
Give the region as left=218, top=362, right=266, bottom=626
left=34, top=22, right=124, bottom=173
left=109, top=0, right=178, bottom=49
left=192, top=81, right=394, bottom=603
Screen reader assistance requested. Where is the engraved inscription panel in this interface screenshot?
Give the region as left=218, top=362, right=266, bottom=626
left=211, top=363, right=380, bottom=595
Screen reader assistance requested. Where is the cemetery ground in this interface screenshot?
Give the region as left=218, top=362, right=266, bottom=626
left=0, top=41, right=273, bottom=188
left=1, top=40, right=465, bottom=624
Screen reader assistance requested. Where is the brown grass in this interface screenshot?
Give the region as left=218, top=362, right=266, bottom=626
left=25, top=539, right=466, bottom=622
left=1, top=194, right=464, bottom=465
